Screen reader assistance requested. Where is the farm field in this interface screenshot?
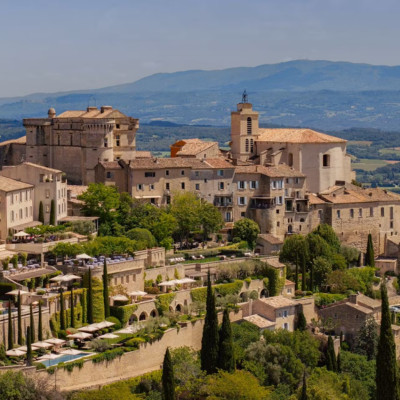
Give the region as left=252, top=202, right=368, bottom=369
left=352, top=158, right=389, bottom=171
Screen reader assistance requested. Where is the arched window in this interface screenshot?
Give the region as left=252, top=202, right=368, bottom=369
left=247, top=117, right=252, bottom=135
left=250, top=139, right=254, bottom=153
left=245, top=139, right=249, bottom=152
left=288, top=153, right=293, bottom=167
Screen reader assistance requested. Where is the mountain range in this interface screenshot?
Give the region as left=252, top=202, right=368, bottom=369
left=1, top=60, right=400, bottom=130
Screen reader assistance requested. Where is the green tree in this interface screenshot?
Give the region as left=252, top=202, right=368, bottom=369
left=201, top=270, right=219, bottom=374
left=125, top=228, right=156, bottom=248
left=82, top=289, right=87, bottom=324
left=199, top=201, right=224, bottom=241
left=70, top=286, right=75, bottom=328
left=232, top=218, right=260, bottom=249
left=7, top=301, right=13, bottom=350
left=301, top=249, right=307, bottom=291
left=312, top=224, right=341, bottom=252
left=26, top=326, right=32, bottom=366
left=376, top=281, right=399, bottom=400
left=354, top=315, right=378, bottom=360
left=162, top=348, right=175, bottom=400
left=87, top=267, right=94, bottom=324
left=78, top=183, right=120, bottom=225
left=365, top=233, right=375, bottom=267
left=103, top=259, right=110, bottom=318
left=59, top=288, right=66, bottom=331
left=49, top=199, right=55, bottom=225
left=51, top=242, right=82, bottom=261
left=217, top=308, right=235, bottom=372
left=280, top=234, right=308, bottom=291
left=296, top=311, right=307, bottom=331
left=38, top=201, right=44, bottom=224
left=29, top=304, right=35, bottom=343
left=301, top=370, right=308, bottom=400
left=306, top=233, right=332, bottom=263
left=313, top=257, right=332, bottom=289
left=326, top=335, right=337, bottom=372
left=17, top=291, right=22, bottom=345
left=38, top=300, right=43, bottom=341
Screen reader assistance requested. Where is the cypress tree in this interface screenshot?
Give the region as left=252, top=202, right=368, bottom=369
left=103, top=259, right=110, bottom=318
left=337, top=351, right=341, bottom=373
left=339, top=331, right=343, bottom=347
left=296, top=311, right=307, bottom=331
left=87, top=268, right=94, bottom=324
left=301, top=251, right=307, bottom=291
left=38, top=300, right=43, bottom=341
left=59, top=288, right=66, bottom=331
left=17, top=291, right=22, bottom=345
left=308, top=262, right=314, bottom=292
left=70, top=286, right=75, bottom=328
left=217, top=308, right=235, bottom=372
left=295, top=253, right=299, bottom=291
left=162, top=348, right=175, bottom=400
left=26, top=326, right=32, bottom=366
left=38, top=201, right=44, bottom=224
left=81, top=290, right=87, bottom=324
left=7, top=301, right=13, bottom=350
left=49, top=200, right=55, bottom=225
left=200, top=269, right=219, bottom=374
left=365, top=233, right=375, bottom=267
left=376, top=281, right=399, bottom=400
left=29, top=303, right=35, bottom=343
left=300, top=370, right=307, bottom=400
left=327, top=335, right=337, bottom=372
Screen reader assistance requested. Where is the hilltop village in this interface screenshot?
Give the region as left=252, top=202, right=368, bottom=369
left=0, top=99, right=398, bottom=398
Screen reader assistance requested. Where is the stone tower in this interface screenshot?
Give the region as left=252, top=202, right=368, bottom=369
left=230, top=97, right=260, bottom=162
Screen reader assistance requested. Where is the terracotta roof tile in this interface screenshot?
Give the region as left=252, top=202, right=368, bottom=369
left=257, top=128, right=346, bottom=144
left=56, top=108, right=129, bottom=120
left=0, top=136, right=26, bottom=146
left=0, top=176, right=33, bottom=192
left=235, top=163, right=304, bottom=178
left=177, top=141, right=218, bottom=156
left=258, top=234, right=283, bottom=244
left=258, top=295, right=297, bottom=308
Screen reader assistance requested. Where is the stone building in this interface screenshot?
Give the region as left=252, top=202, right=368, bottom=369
left=23, top=106, right=139, bottom=185
left=0, top=162, right=68, bottom=225
left=170, top=138, right=221, bottom=159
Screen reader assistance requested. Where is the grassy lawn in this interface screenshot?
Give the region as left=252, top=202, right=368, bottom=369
left=379, top=148, right=400, bottom=156
left=352, top=158, right=389, bottom=171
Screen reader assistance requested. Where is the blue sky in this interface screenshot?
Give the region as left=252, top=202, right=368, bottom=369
left=1, top=0, right=399, bottom=97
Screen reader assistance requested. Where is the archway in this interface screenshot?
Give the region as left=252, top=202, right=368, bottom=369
left=260, top=289, right=268, bottom=298
left=288, top=225, right=293, bottom=234
left=175, top=304, right=183, bottom=313
left=139, top=312, right=147, bottom=321
left=129, top=314, right=138, bottom=324
left=150, top=309, right=157, bottom=318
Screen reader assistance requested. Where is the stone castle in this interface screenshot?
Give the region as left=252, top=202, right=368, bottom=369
left=0, top=99, right=399, bottom=257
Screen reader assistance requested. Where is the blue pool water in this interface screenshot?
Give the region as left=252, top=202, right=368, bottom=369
left=42, top=352, right=90, bottom=367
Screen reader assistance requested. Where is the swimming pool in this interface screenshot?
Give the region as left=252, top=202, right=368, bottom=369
left=41, top=352, right=92, bottom=367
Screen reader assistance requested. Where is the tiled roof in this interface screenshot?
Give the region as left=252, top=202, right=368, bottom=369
left=285, top=279, right=295, bottom=286
left=20, top=162, right=62, bottom=174
left=0, top=136, right=26, bottom=146
left=243, top=314, right=275, bottom=328
left=128, top=157, right=231, bottom=170
left=235, top=163, right=304, bottom=178
left=258, top=295, right=297, bottom=308
left=345, top=303, right=374, bottom=314
left=67, top=185, right=88, bottom=198
left=177, top=140, right=218, bottom=156
left=56, top=108, right=129, bottom=120
left=98, top=161, right=122, bottom=169
left=307, top=193, right=327, bottom=205
left=204, top=158, right=234, bottom=169
left=0, top=176, right=33, bottom=192
left=265, top=257, right=285, bottom=269
left=257, top=128, right=346, bottom=144
left=258, top=234, right=283, bottom=245
left=355, top=293, right=381, bottom=309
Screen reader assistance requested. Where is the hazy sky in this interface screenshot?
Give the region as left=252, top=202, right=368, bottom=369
left=1, top=0, right=399, bottom=97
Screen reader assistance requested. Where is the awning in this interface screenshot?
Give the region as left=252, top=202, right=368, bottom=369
left=59, top=216, right=99, bottom=222
left=12, top=221, right=42, bottom=231
left=14, top=231, right=29, bottom=237
left=67, top=332, right=93, bottom=339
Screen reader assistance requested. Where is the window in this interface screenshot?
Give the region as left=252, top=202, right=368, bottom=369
left=276, top=196, right=283, bottom=205
left=166, top=196, right=171, bottom=205
left=137, top=184, right=143, bottom=191
left=149, top=184, right=155, bottom=190
left=25, top=207, right=28, bottom=217
left=238, top=181, right=246, bottom=190
left=323, top=154, right=330, bottom=167
left=57, top=135, right=60, bottom=145
left=390, top=221, right=394, bottom=229
left=337, top=210, right=341, bottom=219
left=241, top=211, right=246, bottom=217
left=350, top=209, right=354, bottom=218
left=116, top=135, right=120, bottom=147
left=283, top=323, right=289, bottom=330
left=277, top=221, right=280, bottom=227
left=370, top=207, right=374, bottom=217
left=195, top=171, right=199, bottom=177
left=250, top=139, right=254, bottom=152
left=70, top=134, right=73, bottom=146
left=359, top=208, right=362, bottom=217
left=145, top=172, right=156, bottom=178
left=217, top=170, right=224, bottom=177
left=46, top=205, right=50, bottom=213
left=19, top=209, right=22, bottom=219
left=238, top=197, right=247, bottom=206
left=106, top=172, right=112, bottom=179
left=225, top=212, right=232, bottom=222
left=166, top=183, right=170, bottom=190
left=318, top=210, right=322, bottom=219
left=288, top=153, right=293, bottom=167
left=247, top=117, right=252, bottom=135
left=104, top=138, right=108, bottom=147
left=250, top=181, right=258, bottom=189
left=391, top=207, right=394, bottom=219
left=287, top=288, right=292, bottom=294
left=195, top=184, right=200, bottom=190
left=181, top=170, right=185, bottom=176
left=219, top=182, right=224, bottom=190
left=181, top=182, right=185, bottom=189
left=19, top=192, right=22, bottom=202
left=381, top=207, right=385, bottom=217
left=165, top=170, right=169, bottom=176
left=11, top=210, right=14, bottom=222
left=245, top=139, right=249, bottom=152
left=283, top=310, right=288, bottom=318
left=116, top=124, right=120, bottom=129
left=295, top=177, right=299, bottom=184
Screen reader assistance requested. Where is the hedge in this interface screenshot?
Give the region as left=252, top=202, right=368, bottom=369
left=190, top=280, right=244, bottom=303
left=190, top=287, right=207, bottom=303
left=155, top=293, right=176, bottom=314
left=125, top=337, right=146, bottom=349
left=92, top=348, right=124, bottom=364
left=0, top=282, right=16, bottom=296
left=110, top=304, right=138, bottom=326
left=314, top=293, right=347, bottom=307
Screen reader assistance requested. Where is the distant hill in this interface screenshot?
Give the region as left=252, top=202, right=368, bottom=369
left=2, top=60, right=400, bottom=130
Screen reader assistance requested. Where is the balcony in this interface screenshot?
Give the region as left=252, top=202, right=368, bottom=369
left=250, top=197, right=273, bottom=210
left=214, top=196, right=233, bottom=207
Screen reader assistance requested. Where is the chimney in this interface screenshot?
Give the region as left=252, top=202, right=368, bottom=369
left=87, top=106, right=97, bottom=112
left=349, top=294, right=358, bottom=304
left=100, top=106, right=113, bottom=113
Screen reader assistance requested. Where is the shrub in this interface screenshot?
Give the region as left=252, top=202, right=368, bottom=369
left=314, top=292, right=347, bottom=307
left=110, top=304, right=138, bottom=326
left=249, top=290, right=259, bottom=300
left=144, top=286, right=160, bottom=295
left=106, top=316, right=121, bottom=330
left=155, top=293, right=176, bottom=315
left=125, top=337, right=146, bottom=349
left=0, top=282, right=16, bottom=296
left=90, top=339, right=113, bottom=352
left=92, top=348, right=124, bottom=364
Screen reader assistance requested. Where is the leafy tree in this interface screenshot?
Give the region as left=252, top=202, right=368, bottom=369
left=26, top=326, right=32, bottom=366
left=365, top=234, right=375, bottom=267
left=51, top=242, right=82, bottom=261
left=296, top=311, right=307, bottom=331
left=312, top=224, right=341, bottom=252
left=231, top=321, right=260, bottom=366
left=199, top=201, right=224, bottom=241
left=59, top=287, right=66, bottom=330
left=280, top=234, right=308, bottom=291
left=217, top=308, right=235, bottom=372
left=78, top=183, right=120, bottom=225
left=300, top=370, right=307, bottom=400
left=87, top=267, right=94, bottom=324
left=326, top=270, right=361, bottom=293
left=49, top=199, right=55, bottom=225
left=17, top=291, right=22, bottom=345
left=38, top=300, right=43, bottom=341
left=162, top=348, right=175, bottom=400
left=38, top=201, right=44, bottom=224
left=70, top=286, right=75, bottom=328
left=313, top=257, right=332, bottom=288
left=103, top=259, right=110, bottom=318
left=84, top=236, right=140, bottom=257
left=232, top=218, right=260, bottom=249
left=376, top=281, right=399, bottom=400
left=354, top=315, right=378, bottom=360
left=125, top=228, right=156, bottom=248
left=7, top=301, right=13, bottom=350
left=301, top=249, right=307, bottom=291
left=29, top=304, right=35, bottom=342
left=340, top=245, right=360, bottom=267
left=81, top=289, right=87, bottom=324
left=201, top=270, right=219, bottom=374
left=306, top=233, right=332, bottom=263
left=204, top=370, right=270, bottom=400
left=326, top=335, right=337, bottom=372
